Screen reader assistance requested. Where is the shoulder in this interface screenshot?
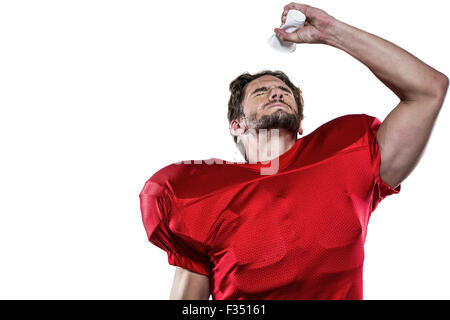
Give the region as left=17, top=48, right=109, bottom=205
left=318, top=113, right=380, bottom=134
left=140, top=158, right=240, bottom=200
left=299, top=114, right=381, bottom=157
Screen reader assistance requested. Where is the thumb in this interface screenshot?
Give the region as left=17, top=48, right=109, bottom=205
left=274, top=28, right=300, bottom=43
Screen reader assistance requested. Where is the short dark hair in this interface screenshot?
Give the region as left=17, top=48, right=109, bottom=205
left=227, top=70, right=304, bottom=160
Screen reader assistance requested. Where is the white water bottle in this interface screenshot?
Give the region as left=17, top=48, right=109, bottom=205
left=268, top=9, right=306, bottom=53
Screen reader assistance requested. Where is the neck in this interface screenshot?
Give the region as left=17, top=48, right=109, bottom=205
left=244, top=128, right=297, bottom=163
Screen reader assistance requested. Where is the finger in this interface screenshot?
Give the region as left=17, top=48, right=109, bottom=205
left=281, top=3, right=309, bottom=26
left=281, top=9, right=288, bottom=25
left=274, top=28, right=300, bottom=43
left=283, top=3, right=309, bottom=15
left=281, top=6, right=291, bottom=24
left=281, top=4, right=296, bottom=24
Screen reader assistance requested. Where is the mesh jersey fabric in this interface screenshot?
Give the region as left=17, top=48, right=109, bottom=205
left=139, top=113, right=401, bottom=300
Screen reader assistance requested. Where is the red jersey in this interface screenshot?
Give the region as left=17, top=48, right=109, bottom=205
left=140, top=114, right=401, bottom=299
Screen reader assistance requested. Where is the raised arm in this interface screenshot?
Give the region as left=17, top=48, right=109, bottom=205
left=169, top=267, right=210, bottom=300
left=275, top=3, right=448, bottom=188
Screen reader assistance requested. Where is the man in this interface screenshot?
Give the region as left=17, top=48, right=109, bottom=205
left=140, top=3, right=448, bottom=299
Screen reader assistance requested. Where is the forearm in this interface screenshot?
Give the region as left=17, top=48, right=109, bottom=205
left=170, top=267, right=210, bottom=300
left=323, top=19, right=448, bottom=101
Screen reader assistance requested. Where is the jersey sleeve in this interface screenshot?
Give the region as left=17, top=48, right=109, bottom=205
left=363, top=114, right=401, bottom=210
left=139, top=179, right=211, bottom=277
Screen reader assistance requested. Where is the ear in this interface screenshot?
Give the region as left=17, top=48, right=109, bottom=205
left=298, top=119, right=303, bottom=135
left=230, top=119, right=246, bottom=137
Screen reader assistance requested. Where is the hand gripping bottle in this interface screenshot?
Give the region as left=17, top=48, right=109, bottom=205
left=268, top=9, right=306, bottom=53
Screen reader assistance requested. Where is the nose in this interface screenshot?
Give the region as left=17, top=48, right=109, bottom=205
left=269, top=87, right=285, bottom=101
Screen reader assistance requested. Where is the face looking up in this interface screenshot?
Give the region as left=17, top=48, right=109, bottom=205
left=240, top=75, right=301, bottom=133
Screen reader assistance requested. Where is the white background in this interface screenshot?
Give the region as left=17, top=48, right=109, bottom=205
left=0, top=0, right=449, bottom=299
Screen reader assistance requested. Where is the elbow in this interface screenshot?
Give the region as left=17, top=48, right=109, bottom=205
left=432, top=72, right=449, bottom=100
left=406, top=72, right=448, bottom=103
left=440, top=73, right=449, bottom=95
